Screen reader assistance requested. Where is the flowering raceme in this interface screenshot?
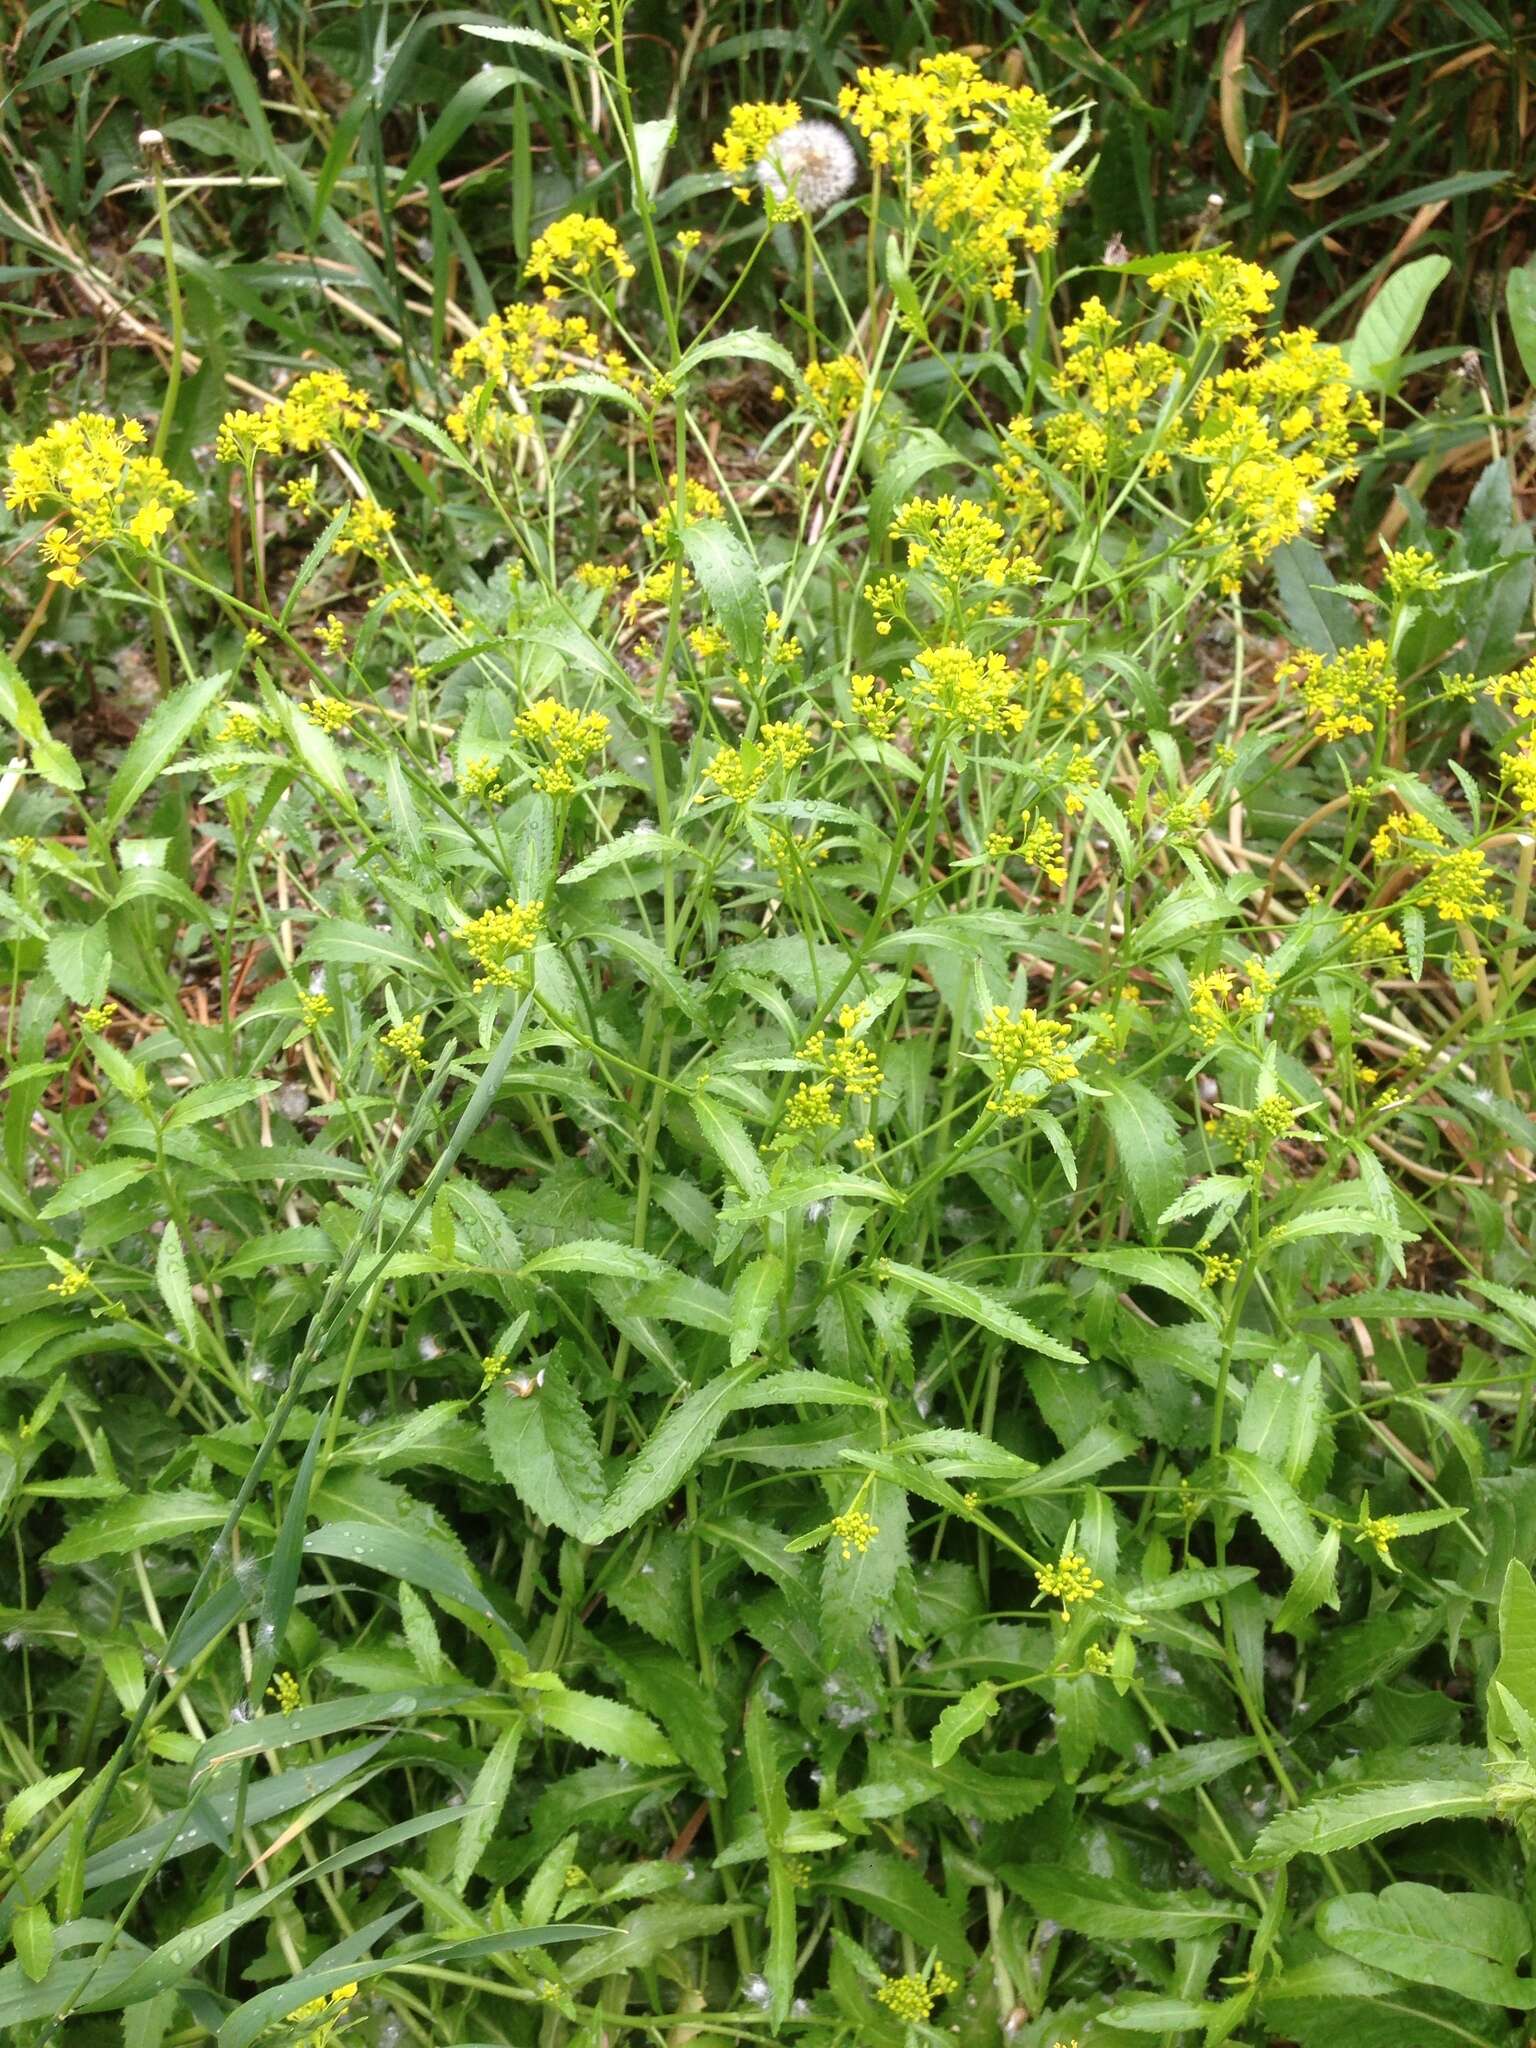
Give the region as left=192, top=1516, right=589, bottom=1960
left=216, top=371, right=378, bottom=463
left=525, top=213, right=635, bottom=293
left=6, top=413, right=190, bottom=583
left=1279, top=641, right=1401, bottom=741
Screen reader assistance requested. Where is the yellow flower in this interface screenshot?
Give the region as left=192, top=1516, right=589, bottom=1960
left=831, top=1507, right=880, bottom=1559
left=6, top=412, right=192, bottom=582
left=976, top=1003, right=1077, bottom=1112
left=525, top=212, right=635, bottom=291
left=516, top=698, right=610, bottom=796
left=801, top=1005, right=883, bottom=1100
left=1144, top=251, right=1277, bottom=341
left=267, top=1669, right=302, bottom=1714
left=1035, top=1547, right=1103, bottom=1620
left=714, top=100, right=802, bottom=179
left=381, top=1014, right=428, bottom=1069
left=216, top=370, right=378, bottom=462
left=877, top=1974, right=933, bottom=2023
left=47, top=1260, right=92, bottom=1300
left=1279, top=639, right=1400, bottom=742
left=780, top=1080, right=839, bottom=1140
left=334, top=498, right=395, bottom=560
left=297, top=991, right=333, bottom=1031
left=300, top=695, right=354, bottom=735
left=904, top=643, right=1023, bottom=734
left=457, top=898, right=546, bottom=990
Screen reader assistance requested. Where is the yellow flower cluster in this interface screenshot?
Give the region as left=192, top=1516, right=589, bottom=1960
left=285, top=1979, right=359, bottom=2048
left=642, top=474, right=726, bottom=550
left=457, top=898, right=546, bottom=990
left=6, top=412, right=190, bottom=584
left=991, top=414, right=1062, bottom=533
left=840, top=56, right=1079, bottom=301
left=335, top=498, right=396, bottom=561
left=714, top=100, right=802, bottom=179
left=1035, top=1547, right=1103, bottom=1619
left=801, top=1005, right=883, bottom=1100
left=1145, top=252, right=1278, bottom=342
left=781, top=1079, right=839, bottom=1139
left=1203, top=1252, right=1241, bottom=1287
left=215, top=370, right=378, bottom=463
left=267, top=1669, right=302, bottom=1714
left=300, top=695, right=353, bottom=735
left=905, top=644, right=1024, bottom=734
left=1422, top=845, right=1499, bottom=924
left=876, top=1973, right=935, bottom=2022
left=381, top=1014, right=428, bottom=1069
left=1279, top=640, right=1401, bottom=741
left=451, top=301, right=630, bottom=397
left=525, top=212, right=636, bottom=292
left=47, top=1260, right=92, bottom=1300
left=1382, top=545, right=1443, bottom=602
left=377, top=571, right=455, bottom=622
left=800, top=353, right=874, bottom=446
left=297, top=991, right=333, bottom=1032
left=460, top=757, right=508, bottom=806
left=700, top=723, right=812, bottom=803
left=891, top=494, right=1033, bottom=599
left=1187, top=960, right=1273, bottom=1046
left=832, top=1506, right=880, bottom=1558
left=976, top=1003, right=1077, bottom=1112
left=1053, top=297, right=1178, bottom=456
left=515, top=698, right=610, bottom=796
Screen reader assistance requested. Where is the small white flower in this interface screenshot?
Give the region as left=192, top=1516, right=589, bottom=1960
left=757, top=120, right=858, bottom=213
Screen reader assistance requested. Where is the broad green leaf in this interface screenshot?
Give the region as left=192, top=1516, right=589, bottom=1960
left=1080, top=1246, right=1216, bottom=1322
left=483, top=1349, right=606, bottom=1541
left=45, top=1490, right=230, bottom=1566
left=1002, top=1863, right=1254, bottom=1939
left=45, top=924, right=112, bottom=1007
left=536, top=1688, right=676, bottom=1767
left=683, top=519, right=764, bottom=671
left=1224, top=1449, right=1324, bottom=1579
left=820, top=1850, right=972, bottom=1971
left=1316, top=1883, right=1534, bottom=2007
left=1100, top=1078, right=1185, bottom=1235
left=0, top=652, right=82, bottom=790
left=881, top=1260, right=1083, bottom=1363
left=1251, top=1782, right=1494, bottom=1865
left=452, top=1722, right=522, bottom=1892
left=104, top=673, right=227, bottom=828
left=931, top=1681, right=999, bottom=1766
left=1344, top=255, right=1451, bottom=391
left=595, top=1360, right=764, bottom=1539
left=11, top=1903, right=52, bottom=1984
left=37, top=1158, right=153, bottom=1220
left=1490, top=1559, right=1536, bottom=1745
left=154, top=1221, right=200, bottom=1350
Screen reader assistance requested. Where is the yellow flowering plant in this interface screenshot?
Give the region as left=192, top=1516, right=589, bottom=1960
left=2, top=17, right=1534, bottom=2048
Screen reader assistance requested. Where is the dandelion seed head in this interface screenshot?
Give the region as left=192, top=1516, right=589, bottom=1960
left=756, top=120, right=858, bottom=213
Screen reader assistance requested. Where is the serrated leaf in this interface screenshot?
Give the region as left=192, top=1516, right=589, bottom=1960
left=1251, top=1782, right=1494, bottom=1865
left=1316, top=1883, right=1535, bottom=2007
left=931, top=1681, right=998, bottom=1766
left=537, top=1687, right=676, bottom=1767
left=881, top=1261, right=1083, bottom=1363
left=1100, top=1077, right=1184, bottom=1234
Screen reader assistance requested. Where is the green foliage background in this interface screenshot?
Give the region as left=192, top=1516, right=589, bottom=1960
left=2, top=6, right=1536, bottom=2047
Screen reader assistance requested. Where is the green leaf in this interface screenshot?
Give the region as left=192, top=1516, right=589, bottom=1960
left=1508, top=259, right=1536, bottom=390
left=0, top=652, right=82, bottom=790
left=931, top=1681, right=999, bottom=1766
left=162, top=1077, right=277, bottom=1130
left=37, top=1158, right=153, bottom=1220
left=730, top=1254, right=783, bottom=1365
left=881, top=1260, right=1083, bottom=1363
left=1251, top=1782, right=1494, bottom=1866
left=1002, top=1863, right=1253, bottom=1939
left=1343, top=255, right=1451, bottom=391
left=1490, top=1559, right=1536, bottom=1745
left=452, top=1722, right=522, bottom=1893
left=1316, top=1884, right=1535, bottom=2007
left=483, top=1349, right=607, bottom=1541
left=154, top=1221, right=200, bottom=1350
left=104, top=673, right=227, bottom=829
left=1224, top=1449, right=1324, bottom=1579
left=1, top=1769, right=81, bottom=1848
left=45, top=1490, right=230, bottom=1566
left=594, top=1360, right=764, bottom=1539
left=820, top=1850, right=972, bottom=1972
left=521, top=1239, right=672, bottom=1284
left=1080, top=1247, right=1216, bottom=1322
left=537, top=1687, right=677, bottom=1767
left=682, top=519, right=764, bottom=672
left=11, top=1903, right=52, bottom=1984
left=1100, top=1078, right=1185, bottom=1235
left=45, top=924, right=111, bottom=1007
